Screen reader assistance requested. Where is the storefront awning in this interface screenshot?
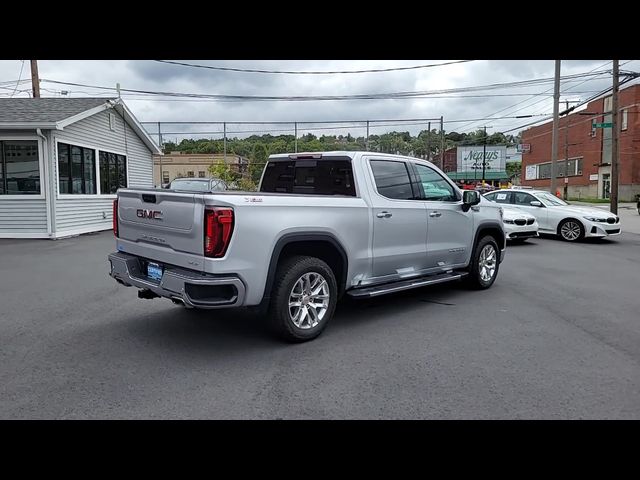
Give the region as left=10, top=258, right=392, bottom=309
left=445, top=171, right=509, bottom=181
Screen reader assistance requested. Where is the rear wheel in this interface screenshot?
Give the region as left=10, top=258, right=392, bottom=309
left=268, top=255, right=337, bottom=342
left=465, top=236, right=500, bottom=289
left=558, top=219, right=584, bottom=242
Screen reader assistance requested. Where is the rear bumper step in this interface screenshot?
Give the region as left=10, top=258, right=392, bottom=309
left=108, top=252, right=245, bottom=309
left=347, top=271, right=468, bottom=298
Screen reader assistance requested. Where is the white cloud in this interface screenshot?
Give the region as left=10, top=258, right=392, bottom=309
left=0, top=59, right=635, bottom=140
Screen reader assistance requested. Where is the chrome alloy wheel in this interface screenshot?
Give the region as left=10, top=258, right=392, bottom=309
left=478, top=244, right=497, bottom=282
left=560, top=220, right=581, bottom=241
left=288, top=272, right=330, bottom=329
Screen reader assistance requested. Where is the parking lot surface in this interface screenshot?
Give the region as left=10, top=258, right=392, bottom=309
left=1, top=229, right=639, bottom=419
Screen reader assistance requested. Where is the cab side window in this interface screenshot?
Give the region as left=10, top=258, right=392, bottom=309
left=370, top=160, right=416, bottom=200
left=514, top=192, right=535, bottom=206
left=486, top=191, right=512, bottom=204
left=413, top=163, right=458, bottom=201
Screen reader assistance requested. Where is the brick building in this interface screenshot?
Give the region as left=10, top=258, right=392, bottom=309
left=152, top=152, right=248, bottom=186
left=520, top=84, right=640, bottom=201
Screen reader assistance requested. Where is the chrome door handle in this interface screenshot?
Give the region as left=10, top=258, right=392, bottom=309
left=376, top=211, right=392, bottom=218
left=429, top=211, right=442, bottom=217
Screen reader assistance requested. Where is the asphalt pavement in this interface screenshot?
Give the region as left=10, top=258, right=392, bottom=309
left=1, top=229, right=639, bottom=419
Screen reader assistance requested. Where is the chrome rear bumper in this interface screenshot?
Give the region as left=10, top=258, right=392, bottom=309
left=108, top=252, right=245, bottom=309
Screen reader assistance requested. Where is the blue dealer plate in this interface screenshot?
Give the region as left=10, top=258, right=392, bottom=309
left=147, top=262, right=163, bottom=281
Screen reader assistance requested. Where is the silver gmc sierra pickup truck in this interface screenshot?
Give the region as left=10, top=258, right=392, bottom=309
left=108, top=151, right=506, bottom=342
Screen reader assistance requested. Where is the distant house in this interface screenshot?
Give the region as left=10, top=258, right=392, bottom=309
left=153, top=152, right=249, bottom=186
left=0, top=98, right=161, bottom=239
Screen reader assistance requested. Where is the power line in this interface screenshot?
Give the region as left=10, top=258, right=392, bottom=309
left=9, top=60, right=25, bottom=98
left=153, top=59, right=475, bottom=75
left=40, top=71, right=609, bottom=103
left=501, top=76, right=637, bottom=135
left=455, top=60, right=620, bottom=134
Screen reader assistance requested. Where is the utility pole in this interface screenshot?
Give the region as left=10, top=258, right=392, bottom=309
left=30, top=60, right=40, bottom=98
left=478, top=126, right=493, bottom=186
left=564, top=101, right=570, bottom=199
left=157, top=122, right=163, bottom=186
left=610, top=60, right=620, bottom=214
left=482, top=126, right=487, bottom=185
left=561, top=100, right=580, bottom=199
left=366, top=120, right=370, bottom=150
left=426, top=121, right=431, bottom=161
left=439, top=116, right=444, bottom=170
left=223, top=122, right=227, bottom=165
left=550, top=60, right=561, bottom=196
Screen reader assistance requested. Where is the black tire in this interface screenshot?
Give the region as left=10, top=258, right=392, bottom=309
left=267, top=255, right=338, bottom=343
left=558, top=218, right=584, bottom=242
left=465, top=236, right=500, bottom=290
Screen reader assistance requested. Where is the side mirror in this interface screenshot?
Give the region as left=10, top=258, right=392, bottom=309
left=462, top=190, right=481, bottom=212
left=530, top=200, right=543, bottom=207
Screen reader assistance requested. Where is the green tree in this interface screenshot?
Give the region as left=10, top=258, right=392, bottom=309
left=250, top=143, right=269, bottom=182
left=208, top=162, right=240, bottom=184
left=506, top=161, right=521, bottom=178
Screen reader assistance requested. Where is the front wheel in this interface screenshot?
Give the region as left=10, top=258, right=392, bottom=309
left=268, top=255, right=337, bottom=343
left=558, top=219, right=584, bottom=242
left=465, top=236, right=500, bottom=289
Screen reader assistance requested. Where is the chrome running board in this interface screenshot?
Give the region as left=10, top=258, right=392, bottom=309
left=347, top=272, right=467, bottom=298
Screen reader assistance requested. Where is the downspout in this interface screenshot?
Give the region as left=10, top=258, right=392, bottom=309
left=36, top=128, right=54, bottom=238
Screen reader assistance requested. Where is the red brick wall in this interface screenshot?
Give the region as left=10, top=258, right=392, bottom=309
left=521, top=84, right=640, bottom=189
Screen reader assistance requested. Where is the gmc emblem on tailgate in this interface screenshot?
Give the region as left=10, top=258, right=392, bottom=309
left=136, top=209, right=163, bottom=220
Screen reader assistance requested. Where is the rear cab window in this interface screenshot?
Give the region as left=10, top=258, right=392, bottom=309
left=259, top=157, right=356, bottom=196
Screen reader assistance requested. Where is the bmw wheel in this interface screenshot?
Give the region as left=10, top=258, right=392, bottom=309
left=558, top=219, right=584, bottom=242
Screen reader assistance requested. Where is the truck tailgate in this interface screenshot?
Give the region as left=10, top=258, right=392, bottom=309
left=116, top=189, right=206, bottom=271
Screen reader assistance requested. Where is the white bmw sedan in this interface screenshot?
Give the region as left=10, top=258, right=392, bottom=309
left=484, top=189, right=621, bottom=242
left=501, top=206, right=539, bottom=243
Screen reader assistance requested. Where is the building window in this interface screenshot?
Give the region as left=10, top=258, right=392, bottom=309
left=603, top=96, right=612, bottom=113
left=187, top=171, right=194, bottom=177
left=99, top=151, right=127, bottom=194
left=0, top=140, right=40, bottom=195
left=622, top=109, right=628, bottom=131
left=58, top=142, right=96, bottom=194
left=529, top=158, right=583, bottom=180
left=162, top=171, right=170, bottom=184
left=537, top=163, right=551, bottom=180
left=198, top=170, right=206, bottom=178
left=591, top=120, right=597, bottom=137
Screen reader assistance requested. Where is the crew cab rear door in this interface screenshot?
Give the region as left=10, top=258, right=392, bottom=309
left=366, top=157, right=429, bottom=280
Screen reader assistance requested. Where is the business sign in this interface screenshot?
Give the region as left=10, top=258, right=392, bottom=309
left=457, top=145, right=507, bottom=173
left=589, top=174, right=599, bottom=181
left=525, top=165, right=537, bottom=181
left=516, top=143, right=531, bottom=153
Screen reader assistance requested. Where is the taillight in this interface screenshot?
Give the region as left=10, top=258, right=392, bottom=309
left=113, top=199, right=119, bottom=237
left=204, top=207, right=234, bottom=258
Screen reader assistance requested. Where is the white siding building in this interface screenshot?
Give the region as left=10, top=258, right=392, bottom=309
left=0, top=98, right=161, bottom=239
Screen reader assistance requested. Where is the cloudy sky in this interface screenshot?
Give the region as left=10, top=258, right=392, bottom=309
left=0, top=60, right=637, bottom=142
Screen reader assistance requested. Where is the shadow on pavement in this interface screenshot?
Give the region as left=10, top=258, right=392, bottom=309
left=87, top=280, right=468, bottom=348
